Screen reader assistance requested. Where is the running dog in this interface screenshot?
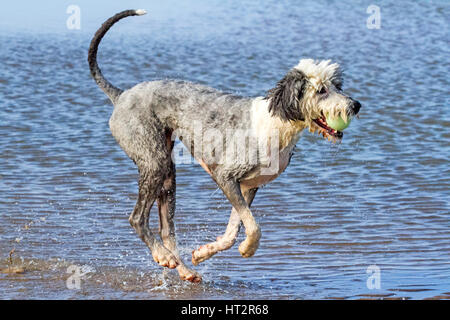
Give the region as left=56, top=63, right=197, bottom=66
left=88, top=9, right=361, bottom=283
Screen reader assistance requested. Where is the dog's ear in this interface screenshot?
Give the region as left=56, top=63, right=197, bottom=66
left=331, top=69, right=343, bottom=91
left=266, top=69, right=306, bottom=122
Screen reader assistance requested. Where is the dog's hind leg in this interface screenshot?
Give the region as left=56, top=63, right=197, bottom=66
left=121, top=123, right=180, bottom=270
left=157, top=156, right=202, bottom=282
left=192, top=187, right=258, bottom=265
left=129, top=166, right=179, bottom=269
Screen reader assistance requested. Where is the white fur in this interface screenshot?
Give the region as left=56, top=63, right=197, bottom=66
left=135, top=9, right=147, bottom=16
left=252, top=59, right=351, bottom=144
left=294, top=59, right=341, bottom=90
left=251, top=97, right=304, bottom=150
left=294, top=59, right=350, bottom=125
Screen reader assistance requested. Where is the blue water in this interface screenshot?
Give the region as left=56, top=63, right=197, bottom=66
left=0, top=0, right=449, bottom=299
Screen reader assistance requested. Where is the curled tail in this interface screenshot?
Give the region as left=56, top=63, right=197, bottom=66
left=88, top=9, right=147, bottom=103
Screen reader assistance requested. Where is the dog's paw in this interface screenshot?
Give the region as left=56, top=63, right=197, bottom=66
left=177, top=264, right=202, bottom=283
left=238, top=229, right=261, bottom=258
left=238, top=240, right=258, bottom=258
left=191, top=244, right=215, bottom=266
left=152, top=245, right=179, bottom=269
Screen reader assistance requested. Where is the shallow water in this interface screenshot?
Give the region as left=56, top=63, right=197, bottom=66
left=0, top=0, right=449, bottom=299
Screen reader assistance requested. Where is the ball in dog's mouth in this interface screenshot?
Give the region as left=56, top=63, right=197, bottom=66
left=313, top=115, right=347, bottom=139
left=325, top=114, right=351, bottom=131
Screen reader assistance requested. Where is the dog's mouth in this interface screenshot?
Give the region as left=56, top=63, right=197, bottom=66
left=313, top=115, right=343, bottom=140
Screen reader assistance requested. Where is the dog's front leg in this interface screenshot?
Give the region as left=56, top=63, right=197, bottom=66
left=218, top=180, right=261, bottom=258
left=218, top=186, right=258, bottom=249
left=192, top=187, right=258, bottom=265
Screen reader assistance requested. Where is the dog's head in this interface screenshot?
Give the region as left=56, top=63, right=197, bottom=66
left=265, top=59, right=361, bottom=141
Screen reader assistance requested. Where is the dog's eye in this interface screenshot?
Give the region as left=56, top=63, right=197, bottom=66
left=318, top=87, right=327, bottom=95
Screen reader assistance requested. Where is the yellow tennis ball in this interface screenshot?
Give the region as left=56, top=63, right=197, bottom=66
left=325, top=115, right=351, bottom=131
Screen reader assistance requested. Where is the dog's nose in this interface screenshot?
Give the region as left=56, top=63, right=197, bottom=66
left=351, top=100, right=361, bottom=115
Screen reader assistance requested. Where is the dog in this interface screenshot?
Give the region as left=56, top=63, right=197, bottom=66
left=88, top=9, right=361, bottom=283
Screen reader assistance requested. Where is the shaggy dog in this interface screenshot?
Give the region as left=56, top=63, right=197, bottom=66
left=88, top=10, right=361, bottom=282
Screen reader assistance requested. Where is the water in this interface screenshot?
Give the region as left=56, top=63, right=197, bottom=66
left=0, top=0, right=449, bottom=299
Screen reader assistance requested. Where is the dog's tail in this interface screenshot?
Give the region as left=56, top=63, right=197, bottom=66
left=88, top=9, right=147, bottom=104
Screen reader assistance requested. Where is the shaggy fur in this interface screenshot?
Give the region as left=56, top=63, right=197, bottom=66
left=88, top=10, right=361, bottom=283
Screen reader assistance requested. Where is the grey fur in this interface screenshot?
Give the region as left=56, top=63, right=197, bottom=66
left=88, top=10, right=360, bottom=282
